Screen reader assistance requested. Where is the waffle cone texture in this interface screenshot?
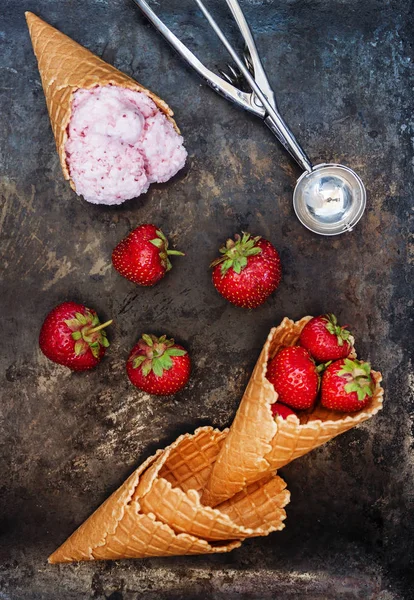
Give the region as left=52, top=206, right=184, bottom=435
left=48, top=428, right=289, bottom=563
left=25, top=12, right=179, bottom=190
left=202, top=317, right=384, bottom=507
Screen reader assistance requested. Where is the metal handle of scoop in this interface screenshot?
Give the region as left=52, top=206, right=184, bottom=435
left=194, top=0, right=313, bottom=173
left=224, top=0, right=295, bottom=155
left=131, top=0, right=264, bottom=118
left=225, top=0, right=277, bottom=111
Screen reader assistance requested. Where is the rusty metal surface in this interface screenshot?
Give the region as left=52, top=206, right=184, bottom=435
left=0, top=0, right=413, bottom=598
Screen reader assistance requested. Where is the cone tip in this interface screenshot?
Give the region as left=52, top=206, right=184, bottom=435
left=25, top=11, right=39, bottom=28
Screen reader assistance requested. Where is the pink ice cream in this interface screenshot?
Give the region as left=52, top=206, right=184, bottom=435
left=65, top=85, right=187, bottom=205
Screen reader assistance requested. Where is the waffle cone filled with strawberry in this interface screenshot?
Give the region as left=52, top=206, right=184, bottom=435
left=203, top=316, right=383, bottom=507
left=48, top=427, right=289, bottom=563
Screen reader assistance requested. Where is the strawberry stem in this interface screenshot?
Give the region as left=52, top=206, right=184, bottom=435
left=150, top=230, right=184, bottom=270
left=87, top=319, right=113, bottom=334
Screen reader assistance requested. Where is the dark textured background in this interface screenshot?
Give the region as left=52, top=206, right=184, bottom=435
left=1, top=0, right=413, bottom=598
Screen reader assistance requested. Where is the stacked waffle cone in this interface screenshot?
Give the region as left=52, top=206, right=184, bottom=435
left=49, top=316, right=382, bottom=563
left=49, top=427, right=289, bottom=562
left=25, top=12, right=179, bottom=191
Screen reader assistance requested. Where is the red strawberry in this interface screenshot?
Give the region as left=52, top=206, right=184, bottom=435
left=39, top=301, right=112, bottom=371
left=300, top=314, right=354, bottom=362
left=266, top=346, right=319, bottom=410
left=210, top=232, right=281, bottom=308
left=126, top=334, right=191, bottom=395
left=321, top=358, right=374, bottom=412
left=112, top=224, right=184, bottom=286
left=271, top=402, right=297, bottom=419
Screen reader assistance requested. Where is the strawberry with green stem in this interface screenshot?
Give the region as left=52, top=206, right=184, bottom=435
left=39, top=301, right=112, bottom=371
left=112, top=224, right=184, bottom=286
left=321, top=358, right=374, bottom=412
left=210, top=232, right=281, bottom=308
left=127, top=334, right=191, bottom=395
left=300, top=314, right=354, bottom=362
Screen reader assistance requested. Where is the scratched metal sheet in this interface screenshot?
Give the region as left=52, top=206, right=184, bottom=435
left=0, top=0, right=413, bottom=598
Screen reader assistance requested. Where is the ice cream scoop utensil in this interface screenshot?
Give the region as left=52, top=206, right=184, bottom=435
left=132, top=0, right=366, bottom=236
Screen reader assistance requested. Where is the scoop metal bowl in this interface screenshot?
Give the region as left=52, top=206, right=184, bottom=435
left=293, top=164, right=366, bottom=235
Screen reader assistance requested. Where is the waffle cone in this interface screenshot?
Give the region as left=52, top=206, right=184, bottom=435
left=203, top=317, right=384, bottom=507
left=136, top=427, right=289, bottom=541
left=25, top=12, right=179, bottom=189
left=48, top=435, right=239, bottom=564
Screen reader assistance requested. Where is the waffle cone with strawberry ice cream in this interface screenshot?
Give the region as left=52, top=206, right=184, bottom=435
left=26, top=12, right=187, bottom=205
left=202, top=316, right=384, bottom=507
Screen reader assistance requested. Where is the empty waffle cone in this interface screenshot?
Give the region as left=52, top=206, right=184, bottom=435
left=25, top=12, right=179, bottom=190
left=203, top=316, right=384, bottom=507
left=48, top=441, right=240, bottom=564
left=136, top=427, right=289, bottom=541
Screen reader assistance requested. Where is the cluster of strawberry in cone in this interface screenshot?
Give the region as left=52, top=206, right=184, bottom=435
left=268, top=315, right=375, bottom=416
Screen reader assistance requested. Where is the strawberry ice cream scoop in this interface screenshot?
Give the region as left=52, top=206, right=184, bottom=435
left=65, top=85, right=187, bottom=205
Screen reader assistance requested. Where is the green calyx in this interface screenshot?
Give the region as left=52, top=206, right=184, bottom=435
left=132, top=334, right=187, bottom=378
left=64, top=311, right=112, bottom=359
left=210, top=232, right=262, bottom=276
left=338, top=358, right=374, bottom=402
left=149, top=229, right=184, bottom=272
left=323, top=313, right=353, bottom=347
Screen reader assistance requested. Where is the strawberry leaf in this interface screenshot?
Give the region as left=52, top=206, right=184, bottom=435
left=150, top=238, right=164, bottom=248
left=75, top=312, right=88, bottom=325
left=142, top=334, right=154, bottom=347
left=152, top=359, right=164, bottom=377
left=64, top=318, right=81, bottom=331
left=156, top=229, right=167, bottom=243
left=167, top=348, right=187, bottom=357
left=158, top=354, right=173, bottom=370
left=220, top=259, right=234, bottom=276
left=325, top=314, right=352, bottom=346
left=133, top=355, right=146, bottom=369
left=233, top=258, right=242, bottom=274
left=142, top=361, right=152, bottom=376
left=90, top=343, right=100, bottom=359
left=74, top=340, right=86, bottom=356
left=213, top=232, right=262, bottom=277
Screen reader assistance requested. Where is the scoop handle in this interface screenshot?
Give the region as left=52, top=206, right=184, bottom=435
left=195, top=0, right=313, bottom=173
left=225, top=0, right=277, bottom=110
left=264, top=116, right=313, bottom=173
